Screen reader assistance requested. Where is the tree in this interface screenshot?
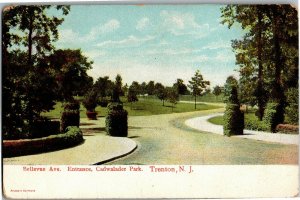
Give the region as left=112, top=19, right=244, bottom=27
left=94, top=76, right=114, bottom=100
left=2, top=5, right=70, bottom=135
left=146, top=81, right=155, bottom=95
left=112, top=74, right=123, bottom=102
left=166, top=87, right=179, bottom=112
left=127, top=83, right=139, bottom=109
left=49, top=49, right=93, bottom=101
left=173, top=79, right=188, bottom=95
left=188, top=70, right=210, bottom=109
left=154, top=82, right=167, bottom=106
left=212, top=85, right=223, bottom=100
left=221, top=5, right=298, bottom=122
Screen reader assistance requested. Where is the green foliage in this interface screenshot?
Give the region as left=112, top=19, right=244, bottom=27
left=285, top=88, right=298, bottom=125
left=127, top=84, right=139, bottom=109
left=166, top=87, right=179, bottom=111
left=60, top=102, right=80, bottom=132
left=94, top=76, right=114, bottom=99
left=224, top=76, right=239, bottom=104
left=49, top=49, right=93, bottom=101
left=188, top=70, right=210, bottom=109
left=154, top=83, right=167, bottom=106
left=263, top=102, right=284, bottom=132
left=112, top=74, right=123, bottom=102
left=212, top=85, right=223, bottom=97
left=173, top=79, right=189, bottom=95
left=223, top=104, right=244, bottom=136
left=105, top=103, right=128, bottom=137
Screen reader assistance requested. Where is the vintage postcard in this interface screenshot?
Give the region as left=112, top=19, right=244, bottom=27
left=2, top=2, right=299, bottom=199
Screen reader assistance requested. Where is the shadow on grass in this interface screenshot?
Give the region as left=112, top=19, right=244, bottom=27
left=128, top=136, right=140, bottom=139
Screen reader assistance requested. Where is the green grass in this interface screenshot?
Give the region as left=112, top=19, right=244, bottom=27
left=179, top=93, right=224, bottom=103
left=42, top=97, right=222, bottom=119
left=207, top=115, right=224, bottom=125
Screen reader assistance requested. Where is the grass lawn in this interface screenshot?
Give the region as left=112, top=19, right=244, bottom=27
left=42, top=97, right=222, bottom=119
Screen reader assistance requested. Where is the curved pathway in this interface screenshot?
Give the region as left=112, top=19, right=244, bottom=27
left=108, top=109, right=297, bottom=165
left=185, top=113, right=299, bottom=145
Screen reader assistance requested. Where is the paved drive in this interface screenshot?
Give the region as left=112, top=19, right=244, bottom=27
left=185, top=113, right=299, bottom=145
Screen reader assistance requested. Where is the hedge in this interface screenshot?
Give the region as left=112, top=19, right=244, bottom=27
left=276, top=124, right=299, bottom=134
left=3, top=126, right=83, bottom=158
left=223, top=104, right=244, bottom=136
left=105, top=103, right=128, bottom=137
left=263, top=102, right=284, bottom=132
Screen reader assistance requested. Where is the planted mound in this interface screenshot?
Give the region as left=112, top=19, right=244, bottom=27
left=60, top=101, right=80, bottom=132
left=106, top=103, right=128, bottom=137
left=223, top=104, right=244, bottom=136
left=3, top=126, right=83, bottom=158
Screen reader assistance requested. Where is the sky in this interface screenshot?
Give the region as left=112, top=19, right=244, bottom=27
left=53, top=5, right=244, bottom=88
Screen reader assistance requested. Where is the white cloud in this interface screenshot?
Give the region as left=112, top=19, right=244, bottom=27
left=96, top=35, right=155, bottom=48
left=142, top=47, right=202, bottom=56
left=160, top=10, right=210, bottom=38
left=57, top=19, right=120, bottom=45
left=215, top=51, right=235, bottom=62
left=202, top=40, right=231, bottom=50
left=89, top=19, right=120, bottom=38
left=136, top=17, right=150, bottom=31
left=188, top=55, right=209, bottom=63
left=83, top=50, right=106, bottom=60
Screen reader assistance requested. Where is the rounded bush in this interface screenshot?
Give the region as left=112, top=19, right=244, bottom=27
left=105, top=103, right=128, bottom=137
left=263, top=102, right=284, bottom=132
left=223, top=104, right=244, bottom=136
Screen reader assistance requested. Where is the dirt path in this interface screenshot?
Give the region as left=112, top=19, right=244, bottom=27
left=185, top=113, right=299, bottom=145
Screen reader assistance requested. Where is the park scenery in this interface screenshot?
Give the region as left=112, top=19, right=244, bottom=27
left=2, top=5, right=299, bottom=165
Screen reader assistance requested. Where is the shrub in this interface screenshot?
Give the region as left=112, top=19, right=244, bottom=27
left=223, top=104, right=244, bottom=136
left=285, top=88, right=298, bottom=125
left=276, top=124, right=299, bottom=134
left=263, top=102, right=284, bottom=132
left=244, top=114, right=268, bottom=131
left=105, top=103, right=128, bottom=137
left=60, top=102, right=80, bottom=132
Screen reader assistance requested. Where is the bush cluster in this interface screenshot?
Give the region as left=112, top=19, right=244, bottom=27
left=244, top=115, right=268, bottom=131
left=223, top=104, right=244, bottom=136
left=3, top=126, right=83, bottom=157
left=263, top=102, right=284, bottom=132
left=105, top=103, right=128, bottom=137
left=285, top=88, right=298, bottom=125
left=60, top=101, right=80, bottom=132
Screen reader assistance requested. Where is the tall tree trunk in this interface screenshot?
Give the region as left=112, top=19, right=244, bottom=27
left=257, top=6, right=264, bottom=121
left=194, top=95, right=197, bottom=109
left=28, top=9, right=34, bottom=65
left=270, top=6, right=285, bottom=124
